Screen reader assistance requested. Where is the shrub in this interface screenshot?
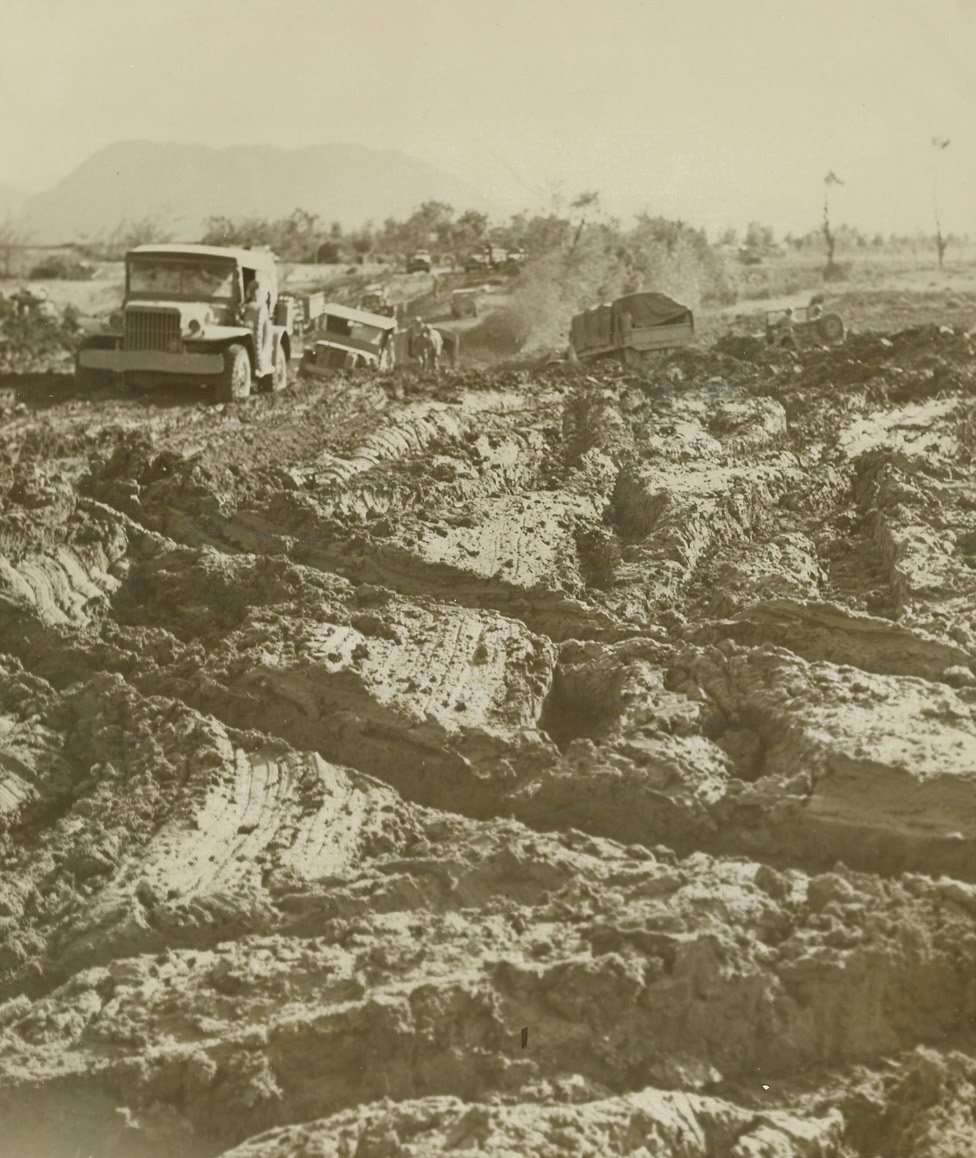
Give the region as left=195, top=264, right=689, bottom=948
left=28, top=255, right=95, bottom=280
left=510, top=218, right=737, bottom=352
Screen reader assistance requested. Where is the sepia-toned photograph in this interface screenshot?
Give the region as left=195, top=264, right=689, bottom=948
left=0, top=1, right=974, bottom=1154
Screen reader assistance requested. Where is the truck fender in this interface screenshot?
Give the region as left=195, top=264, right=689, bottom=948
left=201, top=334, right=257, bottom=374
left=77, top=333, right=121, bottom=351
left=272, top=325, right=291, bottom=362
left=198, top=324, right=254, bottom=344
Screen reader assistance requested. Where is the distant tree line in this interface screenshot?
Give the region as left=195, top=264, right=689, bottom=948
left=192, top=201, right=972, bottom=268
left=194, top=201, right=581, bottom=265
left=0, top=198, right=968, bottom=282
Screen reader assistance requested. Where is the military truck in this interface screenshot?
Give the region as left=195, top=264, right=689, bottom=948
left=464, top=244, right=516, bottom=274
left=359, top=285, right=396, bottom=317
left=75, top=244, right=294, bottom=401
left=450, top=287, right=482, bottom=318
left=570, top=292, right=695, bottom=364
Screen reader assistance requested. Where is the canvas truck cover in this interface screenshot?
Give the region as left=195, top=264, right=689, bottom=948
left=571, top=292, right=694, bottom=359
left=614, top=292, right=691, bottom=328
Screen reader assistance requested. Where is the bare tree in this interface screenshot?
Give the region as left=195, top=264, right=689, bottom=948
left=932, top=137, right=950, bottom=268
left=823, top=171, right=844, bottom=275
left=570, top=191, right=600, bottom=250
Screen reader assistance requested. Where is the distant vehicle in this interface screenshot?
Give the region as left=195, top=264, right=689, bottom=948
left=406, top=251, right=433, bottom=273
left=765, top=305, right=845, bottom=348
left=464, top=244, right=519, bottom=274
left=359, top=286, right=395, bottom=316
left=74, top=244, right=294, bottom=401
left=570, top=292, right=695, bottom=364
left=10, top=286, right=60, bottom=320
left=301, top=303, right=398, bottom=374
left=450, top=288, right=482, bottom=318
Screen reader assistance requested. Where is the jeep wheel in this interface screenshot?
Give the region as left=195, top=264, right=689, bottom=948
left=271, top=343, right=288, bottom=392
left=817, top=313, right=845, bottom=344
left=215, top=344, right=252, bottom=403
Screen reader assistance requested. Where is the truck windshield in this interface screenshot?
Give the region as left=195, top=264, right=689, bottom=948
left=354, top=323, right=384, bottom=343
left=129, top=259, right=238, bottom=301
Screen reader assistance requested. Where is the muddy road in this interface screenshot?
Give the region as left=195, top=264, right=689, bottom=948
left=0, top=326, right=974, bottom=1156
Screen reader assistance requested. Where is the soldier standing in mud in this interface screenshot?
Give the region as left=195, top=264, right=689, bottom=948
left=777, top=306, right=796, bottom=347
left=243, top=277, right=274, bottom=381
left=415, top=322, right=443, bottom=373
left=407, top=317, right=423, bottom=364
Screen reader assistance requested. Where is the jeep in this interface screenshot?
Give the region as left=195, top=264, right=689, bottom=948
left=301, top=303, right=398, bottom=375
left=75, top=244, right=294, bottom=402
left=765, top=305, right=845, bottom=348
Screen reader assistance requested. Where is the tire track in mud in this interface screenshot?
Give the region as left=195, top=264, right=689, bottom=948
left=1, top=798, right=972, bottom=1156
left=6, top=372, right=976, bottom=871
left=0, top=341, right=975, bottom=1156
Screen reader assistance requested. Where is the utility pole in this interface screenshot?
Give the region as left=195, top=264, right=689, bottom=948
left=931, top=137, right=950, bottom=268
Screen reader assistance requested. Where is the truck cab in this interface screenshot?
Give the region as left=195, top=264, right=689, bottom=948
left=76, top=244, right=293, bottom=402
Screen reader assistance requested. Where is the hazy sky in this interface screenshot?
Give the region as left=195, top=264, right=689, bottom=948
left=2, top=0, right=975, bottom=235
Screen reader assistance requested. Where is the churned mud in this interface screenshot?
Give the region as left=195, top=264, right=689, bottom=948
left=0, top=324, right=974, bottom=1155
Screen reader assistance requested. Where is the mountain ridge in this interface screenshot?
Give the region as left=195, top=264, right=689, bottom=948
left=19, top=140, right=497, bottom=243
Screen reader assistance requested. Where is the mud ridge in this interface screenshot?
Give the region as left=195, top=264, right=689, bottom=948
left=0, top=337, right=974, bottom=1155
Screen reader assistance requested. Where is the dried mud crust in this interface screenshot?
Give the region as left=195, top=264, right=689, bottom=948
left=0, top=332, right=974, bottom=1156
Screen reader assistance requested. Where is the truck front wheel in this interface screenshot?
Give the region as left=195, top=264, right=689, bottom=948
left=215, top=344, right=252, bottom=403
left=271, top=343, right=288, bottom=392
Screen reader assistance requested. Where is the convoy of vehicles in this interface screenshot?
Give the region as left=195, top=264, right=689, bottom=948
left=570, top=292, right=695, bottom=364
left=66, top=238, right=846, bottom=401
left=464, top=244, right=526, bottom=274
left=69, top=242, right=460, bottom=396
left=75, top=244, right=295, bottom=401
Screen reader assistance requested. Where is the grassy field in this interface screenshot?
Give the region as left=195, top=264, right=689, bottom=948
left=706, top=243, right=976, bottom=343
